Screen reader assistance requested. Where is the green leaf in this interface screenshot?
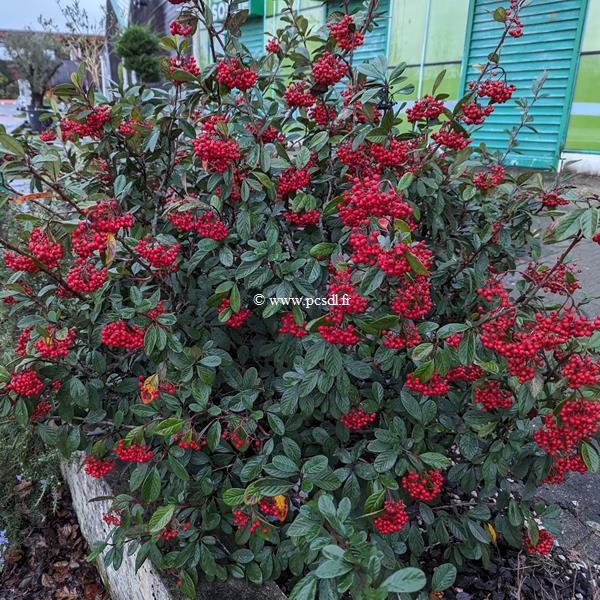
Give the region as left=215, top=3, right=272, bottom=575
left=148, top=504, right=175, bottom=532
left=289, top=574, right=317, bottom=600
left=493, top=6, right=507, bottom=22
left=581, top=441, right=599, bottom=472
left=154, top=417, right=185, bottom=436
left=380, top=567, right=427, bottom=593
left=431, top=563, right=457, bottom=592
left=310, top=243, right=337, bottom=258
left=141, top=467, right=162, bottom=503
left=223, top=487, right=246, bottom=506
left=0, top=133, right=25, bottom=156
left=314, top=559, right=353, bottom=579
left=420, top=452, right=451, bottom=469
left=406, top=251, right=429, bottom=275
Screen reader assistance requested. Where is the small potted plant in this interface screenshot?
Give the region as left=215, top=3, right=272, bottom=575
left=2, top=32, right=63, bottom=132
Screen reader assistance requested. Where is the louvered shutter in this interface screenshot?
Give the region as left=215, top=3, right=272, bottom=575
left=462, top=0, right=587, bottom=169
left=240, top=16, right=265, bottom=58
left=327, top=0, right=391, bottom=64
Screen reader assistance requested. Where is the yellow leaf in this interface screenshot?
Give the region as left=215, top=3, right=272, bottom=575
left=487, top=523, right=497, bottom=543
left=274, top=495, right=288, bottom=522
left=141, top=373, right=159, bottom=404
left=105, top=233, right=117, bottom=265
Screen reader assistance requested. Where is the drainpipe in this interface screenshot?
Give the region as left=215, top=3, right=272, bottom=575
left=417, top=0, right=432, bottom=98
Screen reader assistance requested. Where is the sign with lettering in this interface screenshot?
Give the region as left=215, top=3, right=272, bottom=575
left=211, top=0, right=263, bottom=23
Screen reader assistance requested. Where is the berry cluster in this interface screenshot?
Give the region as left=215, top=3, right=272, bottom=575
left=16, top=327, right=32, bottom=356
left=34, top=326, right=76, bottom=359
left=136, top=238, right=180, bottom=271
left=66, top=259, right=107, bottom=292
left=279, top=313, right=308, bottom=337
left=114, top=439, right=154, bottom=463
left=192, top=133, right=241, bottom=173
left=219, top=298, right=250, bottom=327
left=445, top=333, right=464, bottom=348
left=338, top=176, right=413, bottom=229
left=339, top=407, right=377, bottom=430
left=265, top=38, right=281, bottom=53
left=371, top=140, right=410, bottom=168
left=474, top=380, right=513, bottom=411
left=215, top=59, right=257, bottom=91
left=284, top=82, right=316, bottom=108
left=101, top=321, right=145, bottom=350
left=402, top=469, right=443, bottom=501
left=311, top=52, right=347, bottom=86
left=325, top=268, right=367, bottom=324
left=169, top=55, right=201, bottom=83
left=282, top=210, right=320, bottom=227
left=406, top=372, right=450, bottom=396
left=471, top=78, right=516, bottom=104
left=61, top=105, right=111, bottom=139
left=39, top=129, right=57, bottom=142
left=534, top=400, right=600, bottom=456
left=28, top=228, right=62, bottom=269
left=406, top=95, right=444, bottom=122
left=373, top=500, right=409, bottom=534
left=84, top=455, right=114, bottom=478
left=4, top=252, right=39, bottom=273
left=277, top=165, right=312, bottom=197
left=88, top=200, right=133, bottom=233
left=71, top=224, right=108, bottom=258
left=31, top=400, right=51, bottom=422
left=431, top=128, right=471, bottom=150
left=461, top=102, right=494, bottom=125
left=383, top=324, right=421, bottom=349
left=156, top=526, right=180, bottom=540
left=102, top=510, right=123, bottom=526
left=258, top=496, right=288, bottom=522
left=118, top=118, right=150, bottom=136
left=246, top=123, right=283, bottom=144
left=195, top=213, right=229, bottom=240
left=327, top=15, right=364, bottom=51
left=169, top=20, right=193, bottom=36
left=378, top=241, right=433, bottom=279
left=561, top=354, right=599, bottom=389
left=526, top=262, right=581, bottom=296
left=318, top=323, right=359, bottom=346
left=445, top=364, right=484, bottom=383
left=543, top=454, right=586, bottom=485
left=391, top=278, right=432, bottom=319
left=524, top=530, right=553, bottom=556
left=481, top=307, right=600, bottom=383
left=541, top=190, right=569, bottom=208
left=174, top=433, right=206, bottom=450
left=506, top=1, right=524, bottom=37
left=309, top=103, right=336, bottom=126
left=473, top=165, right=505, bottom=190
left=7, top=368, right=44, bottom=396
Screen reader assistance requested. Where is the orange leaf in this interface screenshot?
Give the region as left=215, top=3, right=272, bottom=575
left=14, top=192, right=52, bottom=203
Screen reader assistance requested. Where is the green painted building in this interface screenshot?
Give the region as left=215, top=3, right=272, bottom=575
left=194, top=0, right=600, bottom=170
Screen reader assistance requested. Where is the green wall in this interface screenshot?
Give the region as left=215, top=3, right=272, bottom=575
left=565, top=0, right=600, bottom=151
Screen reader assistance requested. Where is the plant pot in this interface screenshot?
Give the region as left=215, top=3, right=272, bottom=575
left=26, top=106, right=50, bottom=133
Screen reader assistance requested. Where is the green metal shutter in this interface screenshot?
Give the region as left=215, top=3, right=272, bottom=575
left=241, top=16, right=264, bottom=58
left=327, top=0, right=390, bottom=64
left=461, top=0, right=587, bottom=169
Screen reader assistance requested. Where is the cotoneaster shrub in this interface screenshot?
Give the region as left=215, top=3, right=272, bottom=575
left=1, top=0, right=599, bottom=597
